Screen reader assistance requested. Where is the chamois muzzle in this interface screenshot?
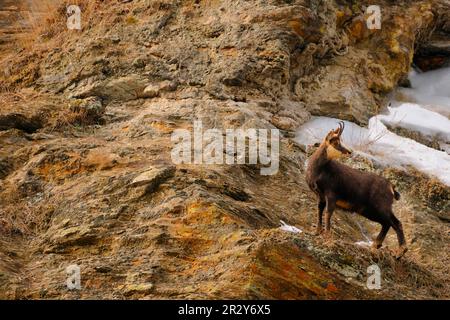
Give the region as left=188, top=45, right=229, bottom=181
left=338, top=144, right=352, bottom=155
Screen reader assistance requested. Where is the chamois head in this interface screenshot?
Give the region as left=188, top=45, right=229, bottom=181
left=322, top=121, right=352, bottom=159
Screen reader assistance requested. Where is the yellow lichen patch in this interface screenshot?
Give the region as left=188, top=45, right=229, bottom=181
left=84, top=277, right=107, bottom=290
left=348, top=19, right=366, bottom=42
left=221, top=47, right=238, bottom=57
left=335, top=10, right=346, bottom=26
left=326, top=282, right=339, bottom=293
left=150, top=121, right=174, bottom=134
left=84, top=149, right=118, bottom=170
left=246, top=238, right=347, bottom=299
left=34, top=152, right=84, bottom=182
left=155, top=202, right=224, bottom=258
left=125, top=15, right=138, bottom=25
left=186, top=202, right=244, bottom=229
left=388, top=36, right=402, bottom=54
left=186, top=202, right=221, bottom=223
left=258, top=49, right=279, bottom=60
left=33, top=148, right=121, bottom=182
left=131, top=256, right=146, bottom=267
left=288, top=20, right=303, bottom=37
left=159, top=202, right=249, bottom=280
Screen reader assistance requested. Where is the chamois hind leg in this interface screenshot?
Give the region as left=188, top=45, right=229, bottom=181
left=371, top=223, right=390, bottom=249
left=315, top=201, right=326, bottom=235
left=324, top=194, right=336, bottom=236
left=390, top=213, right=408, bottom=259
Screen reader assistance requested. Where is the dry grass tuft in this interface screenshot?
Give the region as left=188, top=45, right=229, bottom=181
left=18, top=0, right=97, bottom=50
left=0, top=184, right=54, bottom=236
left=385, top=167, right=450, bottom=213
left=51, top=100, right=105, bottom=131
left=52, top=107, right=92, bottom=130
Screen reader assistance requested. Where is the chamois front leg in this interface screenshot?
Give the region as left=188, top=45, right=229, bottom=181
left=315, top=200, right=326, bottom=235
left=324, top=194, right=336, bottom=236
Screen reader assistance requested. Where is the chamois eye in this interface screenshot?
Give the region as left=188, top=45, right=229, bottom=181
left=329, top=137, right=338, bottom=143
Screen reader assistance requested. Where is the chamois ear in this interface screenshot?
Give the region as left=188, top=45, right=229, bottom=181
left=325, top=130, right=335, bottom=141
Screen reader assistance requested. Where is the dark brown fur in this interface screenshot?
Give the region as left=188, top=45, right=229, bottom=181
left=305, top=122, right=407, bottom=258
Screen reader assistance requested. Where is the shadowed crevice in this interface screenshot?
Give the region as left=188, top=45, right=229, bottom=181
left=0, top=113, right=43, bottom=133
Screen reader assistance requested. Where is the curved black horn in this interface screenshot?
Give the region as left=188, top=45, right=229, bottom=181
left=339, top=121, right=345, bottom=136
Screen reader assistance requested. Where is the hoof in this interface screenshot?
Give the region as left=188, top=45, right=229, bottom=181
left=371, top=241, right=382, bottom=250
left=314, top=228, right=323, bottom=236
left=395, top=246, right=408, bottom=260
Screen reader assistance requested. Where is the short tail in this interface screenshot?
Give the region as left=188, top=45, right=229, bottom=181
left=392, top=185, right=400, bottom=200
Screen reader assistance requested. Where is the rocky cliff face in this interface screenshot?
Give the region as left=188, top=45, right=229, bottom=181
left=0, top=0, right=449, bottom=299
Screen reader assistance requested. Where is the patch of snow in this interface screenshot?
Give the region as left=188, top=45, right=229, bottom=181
left=377, top=103, right=450, bottom=142
left=295, top=117, right=373, bottom=150
left=397, top=67, right=450, bottom=117
left=279, top=220, right=302, bottom=233
left=354, top=216, right=372, bottom=240
left=409, top=67, right=450, bottom=99
left=355, top=240, right=373, bottom=247
left=353, top=216, right=373, bottom=248
left=398, top=89, right=450, bottom=117
left=295, top=115, right=450, bottom=186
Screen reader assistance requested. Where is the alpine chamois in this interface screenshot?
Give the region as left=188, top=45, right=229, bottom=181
left=305, top=122, right=407, bottom=259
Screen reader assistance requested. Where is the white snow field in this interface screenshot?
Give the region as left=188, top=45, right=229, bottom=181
left=398, top=67, right=450, bottom=117
left=377, top=103, right=450, bottom=143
